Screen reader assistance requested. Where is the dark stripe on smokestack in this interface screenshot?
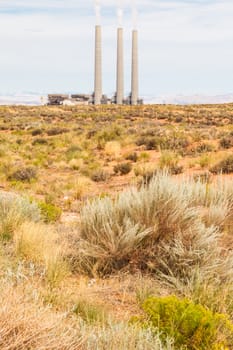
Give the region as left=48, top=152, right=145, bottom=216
left=94, top=25, right=102, bottom=105
left=116, top=28, right=124, bottom=105
left=131, top=29, right=138, bottom=106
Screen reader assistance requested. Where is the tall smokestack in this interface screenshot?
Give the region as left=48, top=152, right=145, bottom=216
left=94, top=25, right=102, bottom=105
left=131, top=29, right=138, bottom=106
left=116, top=28, right=124, bottom=105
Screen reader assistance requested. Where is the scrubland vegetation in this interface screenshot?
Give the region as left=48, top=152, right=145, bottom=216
left=1, top=104, right=233, bottom=349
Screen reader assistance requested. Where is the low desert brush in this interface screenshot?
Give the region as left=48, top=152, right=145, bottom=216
left=0, top=192, right=40, bottom=241
left=135, top=295, right=233, bottom=350
left=210, top=155, right=233, bottom=174
left=75, top=172, right=233, bottom=276
left=38, top=201, right=62, bottom=223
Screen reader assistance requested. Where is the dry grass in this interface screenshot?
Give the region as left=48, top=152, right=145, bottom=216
left=14, top=222, right=69, bottom=286
left=0, top=286, right=83, bottom=350
left=0, top=192, right=40, bottom=241
left=104, top=141, right=121, bottom=159
left=0, top=282, right=173, bottom=350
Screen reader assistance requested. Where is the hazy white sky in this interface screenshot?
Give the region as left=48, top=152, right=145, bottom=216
left=0, top=0, right=232, bottom=96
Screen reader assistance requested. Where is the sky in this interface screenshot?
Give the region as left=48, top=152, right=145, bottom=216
left=0, top=0, right=232, bottom=97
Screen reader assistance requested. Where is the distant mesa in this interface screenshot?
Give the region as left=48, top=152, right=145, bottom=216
left=146, top=94, right=233, bottom=105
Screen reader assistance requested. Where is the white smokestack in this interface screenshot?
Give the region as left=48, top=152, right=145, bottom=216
left=94, top=25, right=102, bottom=105
left=116, top=27, right=124, bottom=105
left=131, top=29, right=138, bottom=105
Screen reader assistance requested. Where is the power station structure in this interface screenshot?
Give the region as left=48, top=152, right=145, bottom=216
left=48, top=25, right=143, bottom=106
left=94, top=25, right=103, bottom=105
left=116, top=27, right=124, bottom=105
left=93, top=24, right=143, bottom=106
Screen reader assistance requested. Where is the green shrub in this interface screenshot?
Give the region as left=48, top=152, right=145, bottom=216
left=138, top=296, right=233, bottom=350
left=38, top=202, right=62, bottom=223
left=114, top=162, right=132, bottom=175
left=210, top=155, right=233, bottom=174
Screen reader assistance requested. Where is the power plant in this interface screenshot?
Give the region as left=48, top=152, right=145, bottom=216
left=92, top=24, right=143, bottom=105
left=48, top=20, right=143, bottom=106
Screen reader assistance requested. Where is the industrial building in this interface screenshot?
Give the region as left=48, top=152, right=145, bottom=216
left=48, top=24, right=143, bottom=106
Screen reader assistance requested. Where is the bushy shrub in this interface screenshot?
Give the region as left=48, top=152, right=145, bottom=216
left=136, top=134, right=190, bottom=152
left=134, top=164, right=157, bottom=182
left=74, top=171, right=233, bottom=280
left=32, top=138, right=48, bottom=145
left=31, top=128, right=43, bottom=136
left=210, top=155, right=233, bottom=174
left=195, top=142, right=215, bottom=154
left=220, top=136, right=233, bottom=149
left=125, top=152, right=138, bottom=162
left=76, top=173, right=233, bottom=276
left=0, top=193, right=40, bottom=240
left=136, top=136, right=147, bottom=147
left=91, top=169, right=110, bottom=182
left=38, top=202, right=62, bottom=223
left=114, top=162, right=132, bottom=175
left=199, top=154, right=212, bottom=168
left=66, top=145, right=82, bottom=161
left=159, top=151, right=183, bottom=174
left=8, top=167, right=37, bottom=182
left=47, top=127, right=68, bottom=136
left=96, top=126, right=123, bottom=148
left=137, top=296, right=233, bottom=350
left=145, top=138, right=158, bottom=150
